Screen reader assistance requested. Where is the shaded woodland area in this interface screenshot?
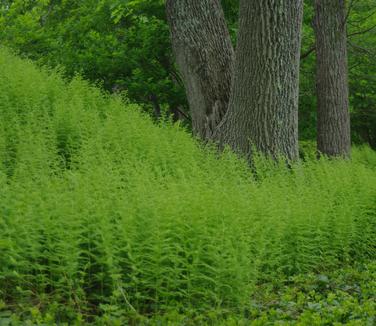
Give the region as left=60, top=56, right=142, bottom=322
left=1, top=0, right=375, bottom=153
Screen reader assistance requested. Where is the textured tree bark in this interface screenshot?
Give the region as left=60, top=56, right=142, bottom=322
left=216, top=0, right=303, bottom=161
left=166, top=0, right=234, bottom=140
left=314, top=0, right=351, bottom=158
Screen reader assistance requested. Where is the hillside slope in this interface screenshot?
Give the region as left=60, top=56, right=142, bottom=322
left=0, top=48, right=375, bottom=324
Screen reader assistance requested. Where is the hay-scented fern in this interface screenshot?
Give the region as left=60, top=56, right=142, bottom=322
left=0, top=48, right=375, bottom=323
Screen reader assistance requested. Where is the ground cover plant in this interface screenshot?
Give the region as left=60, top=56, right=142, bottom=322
left=0, top=48, right=375, bottom=324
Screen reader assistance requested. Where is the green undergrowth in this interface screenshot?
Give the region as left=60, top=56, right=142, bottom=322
left=1, top=261, right=375, bottom=325
left=0, top=47, right=375, bottom=324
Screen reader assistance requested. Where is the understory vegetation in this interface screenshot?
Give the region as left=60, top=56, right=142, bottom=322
left=0, top=48, right=375, bottom=324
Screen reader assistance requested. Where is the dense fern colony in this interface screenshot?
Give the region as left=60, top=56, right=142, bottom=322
left=0, top=48, right=375, bottom=323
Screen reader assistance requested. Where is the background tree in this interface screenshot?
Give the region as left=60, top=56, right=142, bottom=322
left=314, top=0, right=351, bottom=157
left=347, top=1, right=376, bottom=149
left=166, top=0, right=234, bottom=139
left=297, top=0, right=376, bottom=150
left=216, top=0, right=304, bottom=160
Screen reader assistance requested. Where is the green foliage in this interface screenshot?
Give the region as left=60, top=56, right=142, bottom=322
left=1, top=0, right=375, bottom=146
left=299, top=0, right=317, bottom=141
left=299, top=0, right=376, bottom=146
left=1, top=263, right=375, bottom=324
left=246, top=261, right=376, bottom=325
left=0, top=48, right=376, bottom=324
left=347, top=1, right=376, bottom=148
left=0, top=0, right=186, bottom=116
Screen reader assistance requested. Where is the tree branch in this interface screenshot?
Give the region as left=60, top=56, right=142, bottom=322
left=174, top=106, right=190, bottom=121
left=344, top=0, right=357, bottom=26
left=294, top=20, right=376, bottom=62
left=348, top=41, right=375, bottom=55
left=300, top=45, right=316, bottom=60
left=349, top=8, right=376, bottom=25
left=348, top=23, right=376, bottom=37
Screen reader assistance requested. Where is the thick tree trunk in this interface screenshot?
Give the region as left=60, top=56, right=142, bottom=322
left=216, top=0, right=303, bottom=161
left=314, top=0, right=351, bottom=158
left=166, top=0, right=234, bottom=140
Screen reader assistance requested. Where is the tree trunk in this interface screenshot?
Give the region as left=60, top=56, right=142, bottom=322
left=166, top=0, right=234, bottom=140
left=216, top=0, right=303, bottom=161
left=314, top=0, right=351, bottom=158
